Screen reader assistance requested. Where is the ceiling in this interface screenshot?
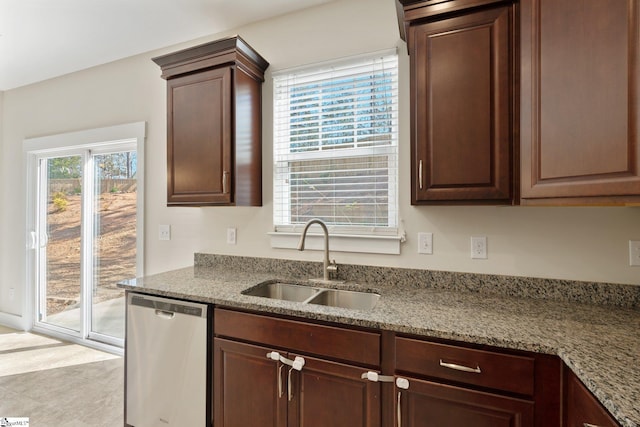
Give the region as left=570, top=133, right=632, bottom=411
left=0, top=0, right=335, bottom=91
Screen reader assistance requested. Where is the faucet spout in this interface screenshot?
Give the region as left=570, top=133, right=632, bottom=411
left=297, top=218, right=335, bottom=281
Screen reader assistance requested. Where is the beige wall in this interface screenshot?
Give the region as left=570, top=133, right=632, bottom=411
left=1, top=0, right=639, bottom=323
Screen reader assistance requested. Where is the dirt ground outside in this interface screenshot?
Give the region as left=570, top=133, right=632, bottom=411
left=45, top=191, right=137, bottom=315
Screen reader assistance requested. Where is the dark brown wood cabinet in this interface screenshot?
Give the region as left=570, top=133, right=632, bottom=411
left=564, top=368, right=620, bottom=427
left=520, top=0, right=640, bottom=205
left=397, top=378, right=534, bottom=427
left=214, top=338, right=286, bottom=427
left=395, top=336, right=562, bottom=427
left=152, top=36, right=268, bottom=206
left=213, top=308, right=382, bottom=427
left=399, top=1, right=517, bottom=204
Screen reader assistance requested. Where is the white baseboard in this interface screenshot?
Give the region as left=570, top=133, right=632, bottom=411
left=0, top=312, right=27, bottom=331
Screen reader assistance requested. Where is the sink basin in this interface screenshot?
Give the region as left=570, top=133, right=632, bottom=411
left=242, top=281, right=320, bottom=302
left=306, top=289, right=380, bottom=310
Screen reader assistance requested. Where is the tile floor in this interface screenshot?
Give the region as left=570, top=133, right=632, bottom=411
left=0, top=326, right=124, bottom=426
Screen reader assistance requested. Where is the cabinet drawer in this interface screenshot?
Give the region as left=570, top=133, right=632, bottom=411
left=214, top=308, right=380, bottom=367
left=396, top=337, right=535, bottom=396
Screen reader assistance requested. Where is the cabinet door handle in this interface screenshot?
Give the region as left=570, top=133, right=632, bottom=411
left=287, top=367, right=294, bottom=401
left=222, top=171, right=230, bottom=194
left=397, top=391, right=402, bottom=427
left=278, top=364, right=284, bottom=398
left=439, top=359, right=482, bottom=374
left=583, top=424, right=602, bottom=427
left=418, top=160, right=423, bottom=190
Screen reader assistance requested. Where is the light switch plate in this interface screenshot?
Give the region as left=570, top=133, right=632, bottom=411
left=159, top=224, right=171, bottom=241
left=418, top=232, right=433, bottom=254
left=227, top=228, right=237, bottom=245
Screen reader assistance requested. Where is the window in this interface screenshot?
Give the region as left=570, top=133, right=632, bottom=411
left=273, top=52, right=399, bottom=252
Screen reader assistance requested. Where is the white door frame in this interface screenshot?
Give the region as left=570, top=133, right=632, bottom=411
left=24, top=122, right=145, bottom=353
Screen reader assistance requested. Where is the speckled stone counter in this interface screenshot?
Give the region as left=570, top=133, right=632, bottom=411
left=119, top=254, right=640, bottom=427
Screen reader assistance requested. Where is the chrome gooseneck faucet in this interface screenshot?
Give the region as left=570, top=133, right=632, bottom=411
left=297, top=218, right=337, bottom=282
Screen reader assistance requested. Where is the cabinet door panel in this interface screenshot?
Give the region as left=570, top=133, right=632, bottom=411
left=411, top=6, right=513, bottom=203
left=291, top=355, right=380, bottom=427
left=565, top=369, right=619, bottom=427
left=399, top=377, right=534, bottom=427
left=167, top=67, right=232, bottom=205
left=521, top=0, right=640, bottom=202
left=213, top=338, right=287, bottom=427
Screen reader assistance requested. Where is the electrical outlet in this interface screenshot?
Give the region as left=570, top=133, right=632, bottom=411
left=471, top=236, right=487, bottom=259
left=629, top=240, right=640, bottom=266
left=418, top=232, right=433, bottom=254
left=9, top=287, right=15, bottom=301
left=159, top=224, right=171, bottom=241
left=227, top=228, right=237, bottom=245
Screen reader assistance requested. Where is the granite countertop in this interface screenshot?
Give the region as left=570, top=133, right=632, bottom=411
left=119, top=259, right=640, bottom=427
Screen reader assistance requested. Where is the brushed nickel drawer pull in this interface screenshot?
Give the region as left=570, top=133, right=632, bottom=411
left=418, top=160, right=423, bottom=190
left=439, top=359, right=482, bottom=374
left=583, top=424, right=602, bottom=427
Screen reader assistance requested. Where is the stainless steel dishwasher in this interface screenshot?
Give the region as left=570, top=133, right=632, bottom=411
left=126, top=292, right=209, bottom=427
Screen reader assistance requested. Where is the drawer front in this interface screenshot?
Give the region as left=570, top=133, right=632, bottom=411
left=214, top=308, right=380, bottom=367
left=396, top=337, right=535, bottom=396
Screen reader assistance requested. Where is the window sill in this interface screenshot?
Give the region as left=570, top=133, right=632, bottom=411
left=268, top=231, right=404, bottom=255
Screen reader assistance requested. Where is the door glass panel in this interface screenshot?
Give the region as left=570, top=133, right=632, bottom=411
left=91, top=151, right=137, bottom=339
left=41, top=155, right=83, bottom=332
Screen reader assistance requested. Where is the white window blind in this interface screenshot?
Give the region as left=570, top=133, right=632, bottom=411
left=273, top=52, right=399, bottom=235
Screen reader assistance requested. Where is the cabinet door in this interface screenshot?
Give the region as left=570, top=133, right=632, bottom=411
left=213, top=338, right=287, bottom=427
left=410, top=6, right=514, bottom=204
left=564, top=370, right=619, bottom=427
left=397, top=377, right=534, bottom=427
left=520, top=0, right=640, bottom=204
left=290, top=355, right=380, bottom=427
left=167, top=67, right=232, bottom=205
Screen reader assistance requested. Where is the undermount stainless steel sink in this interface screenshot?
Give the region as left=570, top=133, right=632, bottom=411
left=307, top=289, right=380, bottom=310
left=243, top=281, right=380, bottom=310
left=242, top=281, right=320, bottom=302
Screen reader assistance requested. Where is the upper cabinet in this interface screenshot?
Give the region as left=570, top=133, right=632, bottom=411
left=153, top=36, right=269, bottom=206
left=398, top=0, right=517, bottom=205
left=399, top=0, right=640, bottom=206
left=520, top=0, right=640, bottom=205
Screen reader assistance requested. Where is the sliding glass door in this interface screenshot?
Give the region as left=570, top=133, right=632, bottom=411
left=90, top=151, right=137, bottom=340
left=37, top=155, right=84, bottom=333
left=31, top=142, right=138, bottom=347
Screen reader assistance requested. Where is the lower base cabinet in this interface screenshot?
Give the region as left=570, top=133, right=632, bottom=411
left=211, top=307, right=623, bottom=427
left=213, top=308, right=382, bottom=427
left=397, top=378, right=534, bottom=427
left=564, top=368, right=620, bottom=427
left=213, top=339, right=286, bottom=427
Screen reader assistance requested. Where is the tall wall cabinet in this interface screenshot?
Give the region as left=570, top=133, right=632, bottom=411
left=399, top=0, right=518, bottom=205
left=153, top=36, right=269, bottom=206
left=520, top=0, right=640, bottom=205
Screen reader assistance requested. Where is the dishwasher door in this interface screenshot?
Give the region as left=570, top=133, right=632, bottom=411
left=126, top=293, right=208, bottom=427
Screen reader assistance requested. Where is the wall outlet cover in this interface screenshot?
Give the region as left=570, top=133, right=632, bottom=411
left=471, top=236, right=488, bottom=259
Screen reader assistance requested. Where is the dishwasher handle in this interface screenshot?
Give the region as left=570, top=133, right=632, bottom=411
left=155, top=309, right=175, bottom=319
